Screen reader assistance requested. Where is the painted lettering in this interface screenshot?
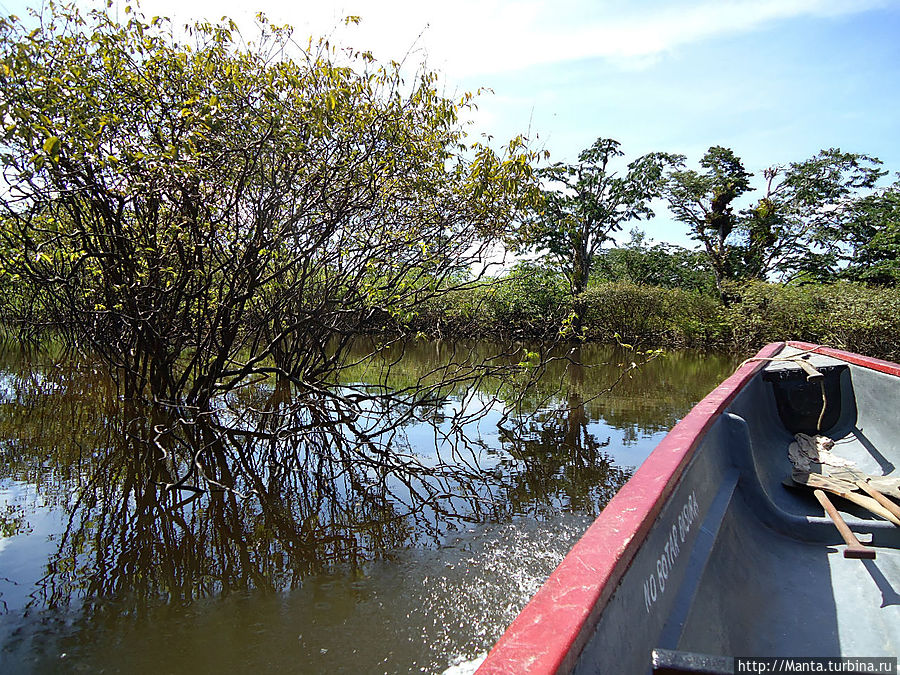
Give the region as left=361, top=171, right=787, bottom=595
left=643, top=490, right=700, bottom=614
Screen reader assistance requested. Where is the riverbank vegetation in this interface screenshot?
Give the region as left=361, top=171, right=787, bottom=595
left=420, top=263, right=900, bottom=360
left=417, top=139, right=900, bottom=359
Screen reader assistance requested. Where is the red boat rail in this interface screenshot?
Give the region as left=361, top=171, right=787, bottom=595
left=788, top=341, right=900, bottom=378
left=476, top=341, right=785, bottom=675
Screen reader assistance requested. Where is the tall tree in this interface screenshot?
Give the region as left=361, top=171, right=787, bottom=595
left=665, top=147, right=886, bottom=291
left=740, top=149, right=885, bottom=282
left=663, top=146, right=752, bottom=299
left=517, top=138, right=679, bottom=331
left=841, top=178, right=900, bottom=285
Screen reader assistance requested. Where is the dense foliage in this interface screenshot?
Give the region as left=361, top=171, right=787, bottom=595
left=0, top=3, right=546, bottom=502
left=663, top=146, right=752, bottom=298
left=724, top=280, right=900, bottom=358
left=488, top=139, right=900, bottom=357
left=513, top=138, right=679, bottom=328
left=423, top=274, right=900, bottom=359
left=841, top=178, right=900, bottom=285
left=591, top=229, right=717, bottom=295
left=0, top=4, right=537, bottom=407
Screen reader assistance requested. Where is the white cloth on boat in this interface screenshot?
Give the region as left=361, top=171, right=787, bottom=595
left=788, top=433, right=856, bottom=473
left=788, top=432, right=900, bottom=498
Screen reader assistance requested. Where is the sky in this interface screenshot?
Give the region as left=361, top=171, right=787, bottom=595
left=4, top=0, right=900, bottom=247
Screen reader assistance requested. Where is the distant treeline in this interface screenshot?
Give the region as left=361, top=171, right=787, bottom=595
left=411, top=130, right=900, bottom=359
left=414, top=244, right=900, bottom=360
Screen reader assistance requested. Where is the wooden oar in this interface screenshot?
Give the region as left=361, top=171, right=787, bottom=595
left=855, top=479, right=900, bottom=523
left=828, top=465, right=900, bottom=500
left=813, top=489, right=876, bottom=559
left=792, top=471, right=900, bottom=527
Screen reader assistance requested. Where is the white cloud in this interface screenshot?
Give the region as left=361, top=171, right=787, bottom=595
left=53, top=0, right=895, bottom=79
left=282, top=0, right=892, bottom=77
left=424, top=0, right=893, bottom=76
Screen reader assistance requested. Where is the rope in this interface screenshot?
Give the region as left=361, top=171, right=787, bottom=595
left=815, top=380, right=827, bottom=433
left=736, top=345, right=822, bottom=371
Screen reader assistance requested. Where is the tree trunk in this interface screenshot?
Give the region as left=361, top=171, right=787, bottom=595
left=569, top=244, right=590, bottom=336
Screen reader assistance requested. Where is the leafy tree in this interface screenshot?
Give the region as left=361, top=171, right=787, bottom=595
left=663, top=146, right=752, bottom=299
left=517, top=137, right=679, bottom=330
left=591, top=228, right=717, bottom=295
left=665, top=146, right=885, bottom=291
left=740, top=149, right=885, bottom=282
left=841, top=179, right=900, bottom=285
left=0, top=4, right=537, bottom=402
left=0, top=4, right=540, bottom=494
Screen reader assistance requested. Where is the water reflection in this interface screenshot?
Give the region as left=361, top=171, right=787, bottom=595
left=0, top=340, right=739, bottom=673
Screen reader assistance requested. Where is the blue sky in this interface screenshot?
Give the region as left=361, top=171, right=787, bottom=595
left=5, top=0, right=900, bottom=246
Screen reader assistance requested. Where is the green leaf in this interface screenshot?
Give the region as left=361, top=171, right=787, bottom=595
left=42, top=136, right=60, bottom=160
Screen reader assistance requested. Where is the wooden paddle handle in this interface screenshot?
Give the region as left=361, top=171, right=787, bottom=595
left=855, top=480, right=900, bottom=524
left=838, top=489, right=900, bottom=527
left=813, top=489, right=876, bottom=559
left=795, top=471, right=900, bottom=526
left=796, top=358, right=824, bottom=381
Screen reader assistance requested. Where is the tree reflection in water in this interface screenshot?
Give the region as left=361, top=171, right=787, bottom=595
left=0, top=338, right=697, bottom=618
left=496, top=346, right=635, bottom=517
left=0, top=340, right=743, bottom=672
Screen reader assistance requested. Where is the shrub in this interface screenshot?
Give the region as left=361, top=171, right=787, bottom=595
left=417, top=264, right=569, bottom=338
left=483, top=264, right=569, bottom=336
left=580, top=282, right=723, bottom=347
left=419, top=275, right=900, bottom=360
left=725, top=280, right=900, bottom=359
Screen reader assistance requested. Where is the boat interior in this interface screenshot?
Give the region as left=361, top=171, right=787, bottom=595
left=653, top=346, right=900, bottom=670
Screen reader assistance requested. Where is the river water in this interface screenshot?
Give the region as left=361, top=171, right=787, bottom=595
left=0, top=340, right=739, bottom=674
